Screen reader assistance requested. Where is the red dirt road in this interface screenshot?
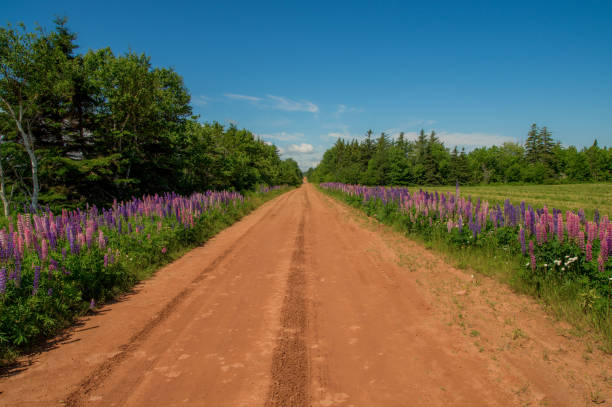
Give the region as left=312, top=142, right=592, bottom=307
left=1, top=183, right=611, bottom=406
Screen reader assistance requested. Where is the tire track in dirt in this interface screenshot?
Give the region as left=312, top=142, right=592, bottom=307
left=265, top=196, right=309, bottom=406
left=6, top=183, right=612, bottom=406
left=65, top=190, right=296, bottom=406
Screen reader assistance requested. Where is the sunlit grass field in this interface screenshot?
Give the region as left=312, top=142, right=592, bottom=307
left=422, top=184, right=612, bottom=219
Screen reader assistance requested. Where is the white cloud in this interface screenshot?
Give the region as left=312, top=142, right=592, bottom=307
left=288, top=143, right=314, bottom=153
left=294, top=158, right=320, bottom=169
left=437, top=132, right=516, bottom=147
left=193, top=95, right=211, bottom=106
left=266, top=95, right=319, bottom=113
left=225, top=93, right=318, bottom=113
left=277, top=144, right=325, bottom=170
left=283, top=151, right=322, bottom=170
left=224, top=93, right=262, bottom=101
left=257, top=132, right=305, bottom=142
left=324, top=124, right=353, bottom=139
left=333, top=104, right=363, bottom=118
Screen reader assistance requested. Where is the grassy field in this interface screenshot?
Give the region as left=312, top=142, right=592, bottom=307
left=422, top=183, right=612, bottom=219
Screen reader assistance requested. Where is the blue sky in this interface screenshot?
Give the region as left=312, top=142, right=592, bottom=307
left=3, top=1, right=612, bottom=169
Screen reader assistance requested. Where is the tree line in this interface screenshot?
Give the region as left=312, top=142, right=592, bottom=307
left=0, top=18, right=302, bottom=213
left=306, top=126, right=611, bottom=186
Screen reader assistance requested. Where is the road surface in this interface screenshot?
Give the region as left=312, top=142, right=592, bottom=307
left=1, top=183, right=610, bottom=406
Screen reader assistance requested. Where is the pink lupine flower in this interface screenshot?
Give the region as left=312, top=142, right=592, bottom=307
left=41, top=239, right=48, bottom=261
left=586, top=243, right=592, bottom=262
left=24, top=229, right=32, bottom=247
left=98, top=230, right=106, bottom=249
left=601, top=233, right=609, bottom=264
left=556, top=215, right=564, bottom=242
left=586, top=221, right=597, bottom=243
left=577, top=231, right=585, bottom=251
left=78, top=232, right=86, bottom=248
left=536, top=223, right=544, bottom=246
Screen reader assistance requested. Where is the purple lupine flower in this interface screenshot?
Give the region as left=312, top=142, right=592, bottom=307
left=89, top=298, right=95, bottom=310
left=32, top=265, right=41, bottom=295
left=47, top=288, right=53, bottom=296
left=578, top=209, right=586, bottom=225
left=519, top=228, right=526, bottom=255
left=0, top=268, right=6, bottom=294
left=14, top=260, right=21, bottom=287
left=103, top=254, right=108, bottom=268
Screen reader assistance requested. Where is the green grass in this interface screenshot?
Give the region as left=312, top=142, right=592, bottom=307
left=407, top=230, right=612, bottom=349
left=317, top=184, right=612, bottom=352
left=420, top=183, right=612, bottom=219
left=0, top=187, right=291, bottom=365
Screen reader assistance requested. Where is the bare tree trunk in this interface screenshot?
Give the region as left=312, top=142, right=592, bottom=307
left=0, top=97, right=40, bottom=210
left=21, top=130, right=39, bottom=210
left=0, top=138, right=10, bottom=216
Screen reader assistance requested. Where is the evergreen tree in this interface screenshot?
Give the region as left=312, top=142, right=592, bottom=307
left=449, top=146, right=459, bottom=182
left=456, top=148, right=471, bottom=184
left=525, top=123, right=540, bottom=163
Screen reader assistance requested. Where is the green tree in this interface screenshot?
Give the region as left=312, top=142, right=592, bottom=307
left=0, top=20, right=75, bottom=208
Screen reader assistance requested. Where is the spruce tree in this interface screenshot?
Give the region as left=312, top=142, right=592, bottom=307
left=456, top=147, right=470, bottom=184
left=525, top=123, right=540, bottom=163
left=538, top=126, right=554, bottom=166
left=449, top=146, right=459, bottom=182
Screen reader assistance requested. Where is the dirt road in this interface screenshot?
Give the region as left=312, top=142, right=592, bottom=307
left=1, top=183, right=611, bottom=406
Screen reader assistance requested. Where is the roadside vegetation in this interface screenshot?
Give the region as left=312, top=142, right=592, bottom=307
left=0, top=186, right=291, bottom=363
left=318, top=183, right=612, bottom=351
